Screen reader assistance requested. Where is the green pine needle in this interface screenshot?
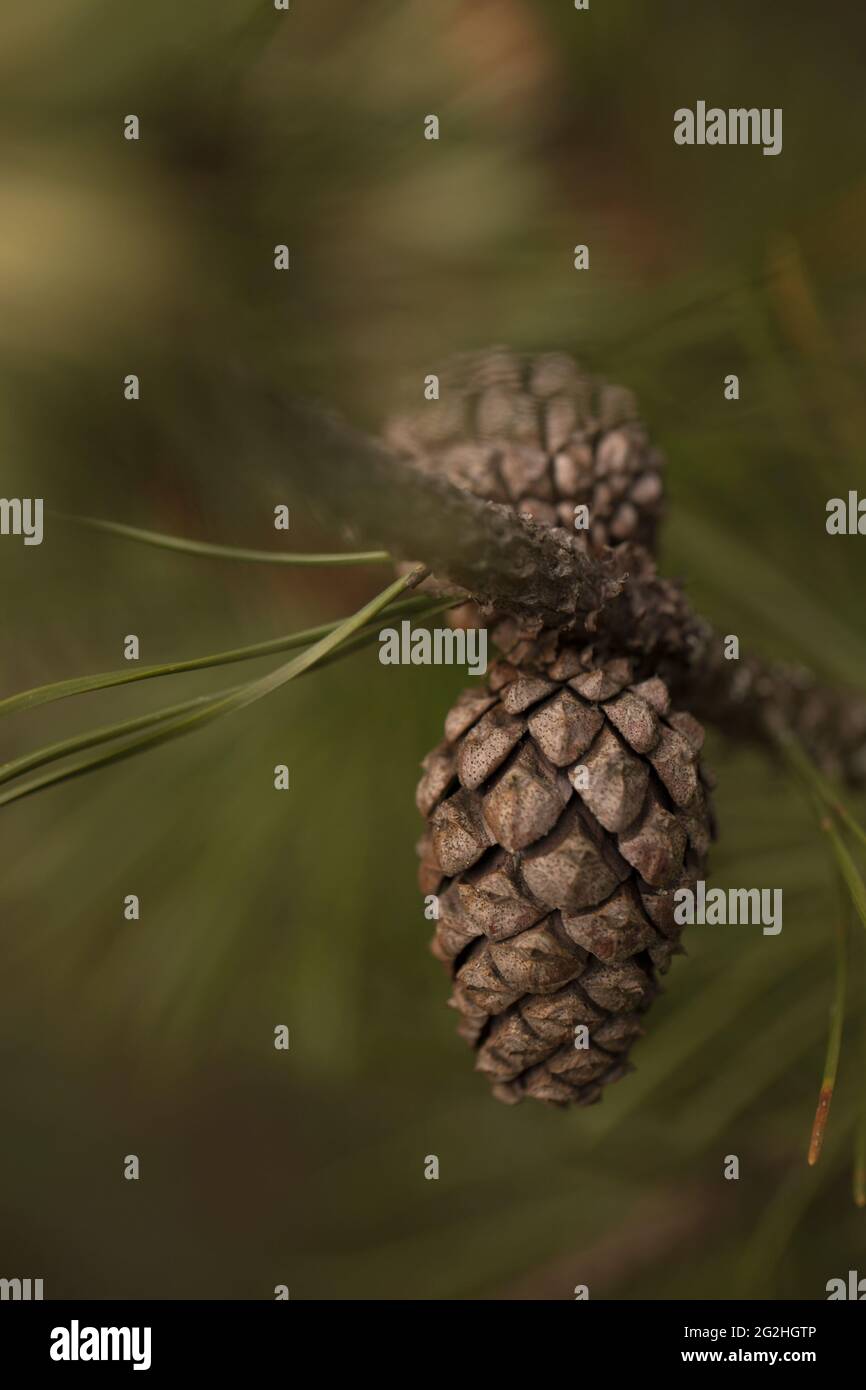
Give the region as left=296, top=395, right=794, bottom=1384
left=0, top=594, right=457, bottom=795
left=775, top=730, right=866, bottom=1198
left=776, top=730, right=866, bottom=853
left=55, top=511, right=391, bottom=566
left=0, top=685, right=241, bottom=788
left=775, top=732, right=866, bottom=935
left=0, top=566, right=430, bottom=808
left=0, top=592, right=450, bottom=718
left=808, top=877, right=849, bottom=1167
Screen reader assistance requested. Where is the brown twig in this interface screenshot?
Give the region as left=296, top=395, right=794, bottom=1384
left=279, top=396, right=625, bottom=627
left=280, top=395, right=866, bottom=786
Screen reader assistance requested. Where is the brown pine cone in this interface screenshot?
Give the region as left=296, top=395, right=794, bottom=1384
left=385, top=347, right=665, bottom=553
left=416, top=649, right=714, bottom=1108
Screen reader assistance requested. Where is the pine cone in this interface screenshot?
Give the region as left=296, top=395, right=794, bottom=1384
left=416, top=648, right=714, bottom=1108
left=385, top=347, right=665, bottom=553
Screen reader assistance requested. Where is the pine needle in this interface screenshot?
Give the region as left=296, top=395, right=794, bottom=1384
left=822, top=819, right=866, bottom=939
left=776, top=731, right=866, bottom=936
left=0, top=595, right=457, bottom=793
left=808, top=878, right=849, bottom=1167
left=774, top=732, right=866, bottom=1192
left=0, top=593, right=450, bottom=717
left=0, top=685, right=241, bottom=787
left=776, top=730, right=866, bottom=853
left=54, top=511, right=391, bottom=566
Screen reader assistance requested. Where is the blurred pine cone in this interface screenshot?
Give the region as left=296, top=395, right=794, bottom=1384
left=385, top=347, right=665, bottom=553
left=416, top=643, right=714, bottom=1107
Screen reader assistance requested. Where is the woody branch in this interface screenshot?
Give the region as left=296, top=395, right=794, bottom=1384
left=282, top=397, right=866, bottom=788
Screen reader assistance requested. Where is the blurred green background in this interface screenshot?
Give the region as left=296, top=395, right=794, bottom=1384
left=2, top=0, right=866, bottom=1299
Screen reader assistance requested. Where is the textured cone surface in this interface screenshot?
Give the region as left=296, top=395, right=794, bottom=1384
left=385, top=347, right=665, bottom=553
left=416, top=650, right=714, bottom=1107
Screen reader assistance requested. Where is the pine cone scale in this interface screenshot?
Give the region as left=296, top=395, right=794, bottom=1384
left=386, top=348, right=666, bottom=580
